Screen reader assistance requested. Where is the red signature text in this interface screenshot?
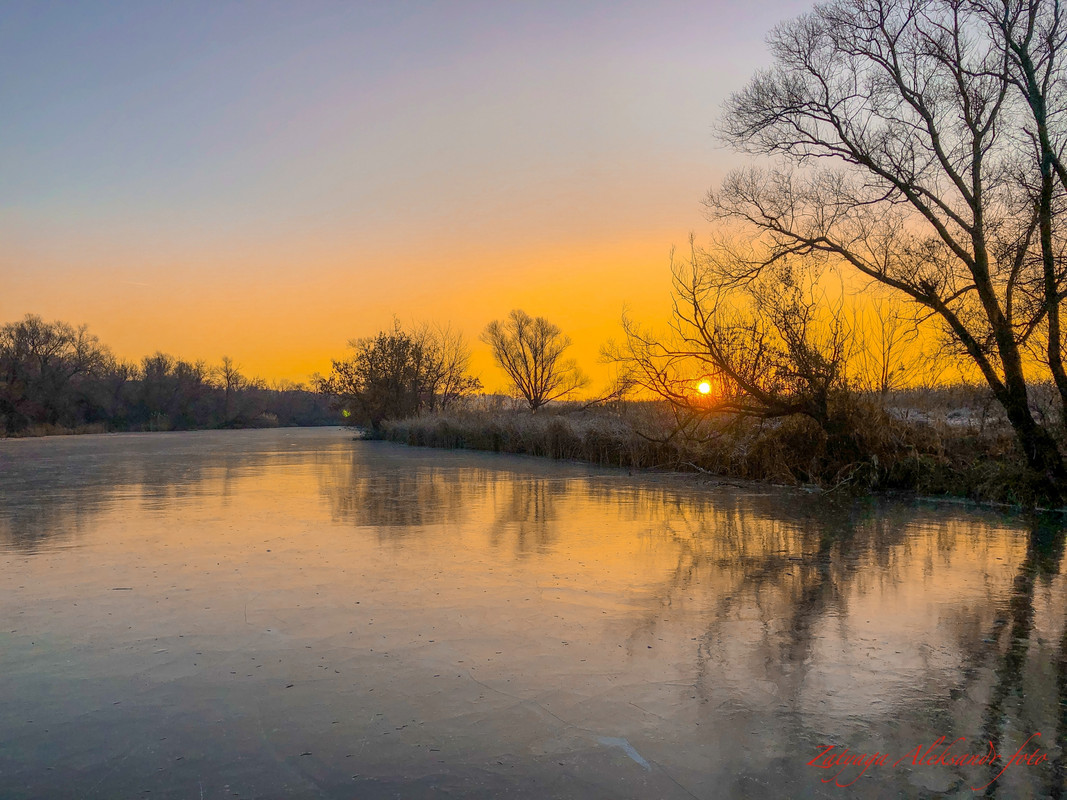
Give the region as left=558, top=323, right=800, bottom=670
left=807, top=733, right=1047, bottom=790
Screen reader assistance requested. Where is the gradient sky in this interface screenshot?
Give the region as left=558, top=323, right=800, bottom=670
left=2, top=0, right=813, bottom=389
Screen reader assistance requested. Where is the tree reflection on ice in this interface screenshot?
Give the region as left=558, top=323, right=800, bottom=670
left=0, top=429, right=1063, bottom=798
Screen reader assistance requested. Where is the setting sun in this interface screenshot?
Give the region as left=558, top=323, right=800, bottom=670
left=698, top=381, right=711, bottom=395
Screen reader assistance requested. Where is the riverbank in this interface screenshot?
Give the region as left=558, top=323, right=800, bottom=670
left=379, top=400, right=1050, bottom=506
left=1, top=418, right=341, bottom=439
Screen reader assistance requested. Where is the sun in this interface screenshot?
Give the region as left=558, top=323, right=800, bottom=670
left=697, top=381, right=711, bottom=395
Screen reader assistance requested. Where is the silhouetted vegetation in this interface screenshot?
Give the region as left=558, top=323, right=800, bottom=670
left=0, top=314, right=338, bottom=436
left=611, top=246, right=857, bottom=433
left=376, top=0, right=1067, bottom=507
left=316, top=320, right=480, bottom=432
left=481, top=309, right=588, bottom=411
left=379, top=386, right=1064, bottom=506
left=709, top=0, right=1067, bottom=497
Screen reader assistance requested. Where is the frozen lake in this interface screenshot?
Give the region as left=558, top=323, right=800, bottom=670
left=0, top=427, right=1064, bottom=798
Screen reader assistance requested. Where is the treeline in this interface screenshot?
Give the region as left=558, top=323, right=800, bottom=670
left=0, top=315, right=338, bottom=436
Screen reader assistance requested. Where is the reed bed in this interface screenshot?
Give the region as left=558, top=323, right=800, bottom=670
left=379, top=395, right=1047, bottom=506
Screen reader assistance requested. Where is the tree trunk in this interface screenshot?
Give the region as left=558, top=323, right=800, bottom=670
left=1037, top=150, right=1067, bottom=420
left=999, top=383, right=1066, bottom=503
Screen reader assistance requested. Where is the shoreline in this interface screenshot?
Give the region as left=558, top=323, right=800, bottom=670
left=383, top=435, right=1067, bottom=516
left=6, top=420, right=1064, bottom=515
left=375, top=408, right=1066, bottom=514
left=0, top=420, right=342, bottom=440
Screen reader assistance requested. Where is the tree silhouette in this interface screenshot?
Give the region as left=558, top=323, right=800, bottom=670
left=481, top=309, right=587, bottom=411
left=318, top=320, right=480, bottom=430
left=711, top=0, right=1067, bottom=494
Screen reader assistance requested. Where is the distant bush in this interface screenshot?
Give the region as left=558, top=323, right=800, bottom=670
left=317, top=320, right=480, bottom=432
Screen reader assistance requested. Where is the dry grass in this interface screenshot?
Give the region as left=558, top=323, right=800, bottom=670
left=2, top=422, right=110, bottom=438
left=380, top=391, right=1053, bottom=506
left=383, top=406, right=664, bottom=468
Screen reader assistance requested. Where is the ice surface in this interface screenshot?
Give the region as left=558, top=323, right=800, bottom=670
left=0, top=428, right=1063, bottom=798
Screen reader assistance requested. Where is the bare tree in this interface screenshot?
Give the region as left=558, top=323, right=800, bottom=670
left=852, top=294, right=923, bottom=399
left=481, top=310, right=588, bottom=411
left=412, top=322, right=481, bottom=411
left=213, top=356, right=247, bottom=421
left=711, top=0, right=1067, bottom=492
left=318, top=319, right=480, bottom=429
left=611, top=243, right=855, bottom=437
left=974, top=0, right=1067, bottom=411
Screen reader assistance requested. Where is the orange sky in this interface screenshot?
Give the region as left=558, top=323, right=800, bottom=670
left=2, top=1, right=815, bottom=393
left=5, top=229, right=688, bottom=391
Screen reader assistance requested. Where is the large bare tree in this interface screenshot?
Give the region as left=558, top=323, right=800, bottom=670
left=711, top=0, right=1067, bottom=492
left=978, top=0, right=1067, bottom=410
left=481, top=310, right=587, bottom=411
